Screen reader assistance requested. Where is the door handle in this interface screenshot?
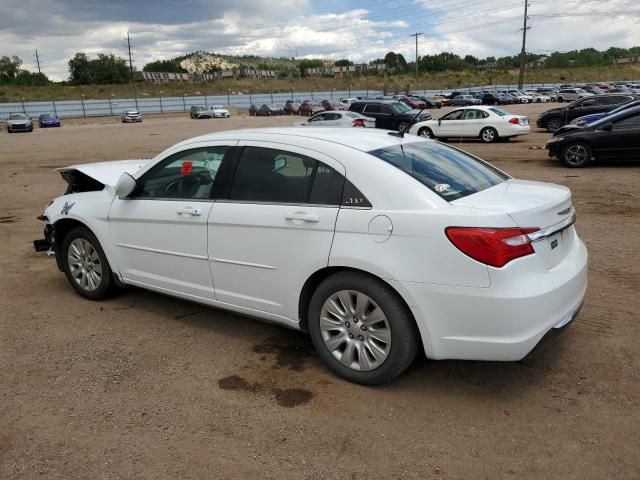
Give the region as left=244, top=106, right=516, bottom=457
left=177, top=207, right=202, bottom=216
left=285, top=212, right=320, bottom=223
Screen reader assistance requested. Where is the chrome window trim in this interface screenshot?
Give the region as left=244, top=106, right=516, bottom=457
left=527, top=209, right=576, bottom=242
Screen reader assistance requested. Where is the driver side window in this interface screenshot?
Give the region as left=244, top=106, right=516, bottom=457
left=136, top=146, right=229, bottom=200
left=442, top=110, right=464, bottom=120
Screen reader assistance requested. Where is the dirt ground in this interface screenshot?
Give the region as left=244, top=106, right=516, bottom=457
left=1, top=104, right=639, bottom=479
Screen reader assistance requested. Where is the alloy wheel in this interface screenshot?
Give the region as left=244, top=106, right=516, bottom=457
left=319, top=290, right=391, bottom=371
left=482, top=128, right=496, bottom=142
left=564, top=144, right=589, bottom=166
left=67, top=238, right=103, bottom=292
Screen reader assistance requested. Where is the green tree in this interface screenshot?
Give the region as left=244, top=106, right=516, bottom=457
left=334, top=58, right=353, bottom=66
left=68, top=52, right=130, bottom=84
left=297, top=58, right=324, bottom=76
left=143, top=59, right=187, bottom=73
left=0, top=55, right=23, bottom=80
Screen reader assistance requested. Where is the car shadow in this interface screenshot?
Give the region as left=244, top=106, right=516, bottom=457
left=110, top=287, right=569, bottom=397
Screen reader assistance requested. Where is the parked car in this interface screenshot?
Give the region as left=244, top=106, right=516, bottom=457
left=568, top=99, right=640, bottom=128
left=450, top=94, right=482, bottom=106
left=33, top=127, right=587, bottom=385
left=432, top=95, right=451, bottom=106
left=261, top=104, right=284, bottom=116
left=412, top=96, right=442, bottom=108
left=284, top=100, right=301, bottom=115
left=409, top=106, right=530, bottom=143
left=581, top=85, right=605, bottom=95
left=349, top=99, right=432, bottom=131
left=38, top=113, right=61, bottom=128
left=121, top=110, right=142, bottom=123
left=6, top=113, right=33, bottom=132
left=556, top=88, right=593, bottom=103
left=190, top=105, right=212, bottom=119
left=536, top=88, right=559, bottom=101
left=210, top=105, right=230, bottom=118
left=338, top=97, right=360, bottom=109
left=536, top=94, right=637, bottom=132
left=546, top=106, right=640, bottom=167
left=321, top=100, right=344, bottom=111
left=299, top=101, right=325, bottom=116
left=295, top=111, right=375, bottom=128
left=508, top=90, right=533, bottom=103
left=495, top=93, right=516, bottom=105
left=393, top=95, right=426, bottom=109
left=527, top=92, right=551, bottom=103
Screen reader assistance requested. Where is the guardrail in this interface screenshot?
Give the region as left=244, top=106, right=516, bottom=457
left=0, top=83, right=572, bottom=121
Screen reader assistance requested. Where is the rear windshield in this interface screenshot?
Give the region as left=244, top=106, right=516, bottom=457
left=368, top=141, right=507, bottom=201
left=489, top=107, right=509, bottom=116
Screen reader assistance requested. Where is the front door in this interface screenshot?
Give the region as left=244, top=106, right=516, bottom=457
left=109, top=144, right=233, bottom=298
left=208, top=142, right=345, bottom=321
left=591, top=113, right=640, bottom=160
left=436, top=109, right=466, bottom=137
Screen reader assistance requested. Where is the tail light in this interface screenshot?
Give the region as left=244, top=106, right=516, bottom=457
left=508, top=117, right=520, bottom=124
left=352, top=119, right=365, bottom=127
left=445, top=227, right=540, bottom=268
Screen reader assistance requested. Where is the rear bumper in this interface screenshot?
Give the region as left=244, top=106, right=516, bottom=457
left=402, top=234, right=588, bottom=361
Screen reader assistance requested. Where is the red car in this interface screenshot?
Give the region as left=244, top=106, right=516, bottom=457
left=393, top=95, right=426, bottom=109
left=299, top=101, right=324, bottom=116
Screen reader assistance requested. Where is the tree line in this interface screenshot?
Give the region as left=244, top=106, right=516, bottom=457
left=0, top=56, right=49, bottom=85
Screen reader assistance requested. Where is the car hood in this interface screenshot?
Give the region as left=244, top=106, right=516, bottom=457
left=540, top=107, right=566, bottom=116
left=57, top=159, right=152, bottom=186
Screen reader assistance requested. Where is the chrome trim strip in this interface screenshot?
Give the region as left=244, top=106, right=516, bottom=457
left=211, top=257, right=277, bottom=270
left=116, top=243, right=208, bottom=260
left=527, top=209, right=576, bottom=243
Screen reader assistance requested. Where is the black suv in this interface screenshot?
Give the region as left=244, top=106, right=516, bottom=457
left=349, top=100, right=431, bottom=131
left=537, top=94, right=637, bottom=132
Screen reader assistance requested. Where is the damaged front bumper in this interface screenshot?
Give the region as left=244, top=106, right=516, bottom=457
left=33, top=220, right=56, bottom=256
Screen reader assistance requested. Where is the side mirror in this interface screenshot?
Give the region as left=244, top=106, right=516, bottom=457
left=115, top=172, right=137, bottom=198
left=603, top=122, right=613, bottom=132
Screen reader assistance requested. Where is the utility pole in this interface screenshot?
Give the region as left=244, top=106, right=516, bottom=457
left=517, top=0, right=531, bottom=89
left=34, top=50, right=42, bottom=74
left=410, top=32, right=423, bottom=87
left=126, top=31, right=134, bottom=83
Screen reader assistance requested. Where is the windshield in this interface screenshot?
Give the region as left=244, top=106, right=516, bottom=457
left=368, top=141, right=507, bottom=201
left=391, top=102, right=411, bottom=113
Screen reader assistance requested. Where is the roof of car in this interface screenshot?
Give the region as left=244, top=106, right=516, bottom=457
left=351, top=99, right=401, bottom=104
left=179, top=127, right=427, bottom=153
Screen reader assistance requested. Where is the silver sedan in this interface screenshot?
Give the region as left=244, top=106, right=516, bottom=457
left=295, top=111, right=375, bottom=128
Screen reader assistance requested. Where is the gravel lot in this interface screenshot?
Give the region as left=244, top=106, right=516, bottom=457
left=1, top=104, right=639, bottom=479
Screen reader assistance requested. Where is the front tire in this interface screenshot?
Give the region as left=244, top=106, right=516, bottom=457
left=561, top=142, right=592, bottom=168
left=308, top=271, right=419, bottom=385
left=62, top=227, right=115, bottom=300
left=418, top=127, right=434, bottom=138
left=546, top=117, right=563, bottom=133
left=480, top=127, right=498, bottom=143
left=397, top=121, right=410, bottom=131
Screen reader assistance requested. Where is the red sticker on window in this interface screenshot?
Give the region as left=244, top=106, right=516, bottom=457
left=180, top=161, right=193, bottom=175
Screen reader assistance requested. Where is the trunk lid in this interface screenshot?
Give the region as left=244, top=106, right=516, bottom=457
left=452, top=179, right=575, bottom=268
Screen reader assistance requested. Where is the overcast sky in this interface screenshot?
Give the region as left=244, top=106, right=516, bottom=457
left=1, top=0, right=639, bottom=81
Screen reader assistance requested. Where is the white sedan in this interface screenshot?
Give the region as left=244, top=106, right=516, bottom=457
left=34, top=128, right=587, bottom=385
left=295, top=111, right=375, bottom=128
left=211, top=105, right=230, bottom=118
left=409, top=106, right=530, bottom=143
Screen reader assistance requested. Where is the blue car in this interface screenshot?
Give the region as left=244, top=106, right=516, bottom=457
left=570, top=99, right=640, bottom=127
left=38, top=113, right=61, bottom=128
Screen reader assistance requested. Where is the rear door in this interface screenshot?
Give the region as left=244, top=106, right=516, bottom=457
left=208, top=143, right=345, bottom=320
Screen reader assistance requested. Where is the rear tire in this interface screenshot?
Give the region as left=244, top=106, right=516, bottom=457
left=61, top=227, right=116, bottom=300
left=480, top=127, right=498, bottom=143
left=561, top=142, right=592, bottom=168
left=308, top=271, right=419, bottom=385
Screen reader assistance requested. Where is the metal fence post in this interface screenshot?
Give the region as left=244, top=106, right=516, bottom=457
left=134, top=96, right=139, bottom=111
left=21, top=97, right=26, bottom=114
left=81, top=95, right=86, bottom=117
left=183, top=94, right=187, bottom=112
left=52, top=100, right=57, bottom=116
left=270, top=88, right=273, bottom=103
left=204, top=94, right=208, bottom=109
left=109, top=95, right=114, bottom=116
left=227, top=89, right=230, bottom=107
left=159, top=95, right=163, bottom=114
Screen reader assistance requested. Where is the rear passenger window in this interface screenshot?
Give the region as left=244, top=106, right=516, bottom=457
left=229, top=147, right=344, bottom=205
left=364, top=104, right=381, bottom=114
left=350, top=103, right=365, bottom=113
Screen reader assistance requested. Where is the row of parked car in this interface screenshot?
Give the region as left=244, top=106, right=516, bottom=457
left=5, top=109, right=148, bottom=132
